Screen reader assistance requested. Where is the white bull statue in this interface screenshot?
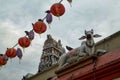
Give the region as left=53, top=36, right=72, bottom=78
left=58, top=29, right=101, bottom=68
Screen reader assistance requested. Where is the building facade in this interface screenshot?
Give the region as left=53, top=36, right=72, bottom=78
left=26, top=31, right=120, bottom=80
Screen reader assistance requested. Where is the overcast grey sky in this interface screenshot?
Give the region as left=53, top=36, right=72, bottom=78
left=0, top=0, right=120, bottom=80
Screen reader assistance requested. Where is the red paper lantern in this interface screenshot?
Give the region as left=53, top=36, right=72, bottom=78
left=0, top=56, right=7, bottom=66
left=50, top=3, right=65, bottom=17
left=18, top=37, right=31, bottom=48
left=6, top=48, right=17, bottom=58
left=33, top=19, right=47, bottom=34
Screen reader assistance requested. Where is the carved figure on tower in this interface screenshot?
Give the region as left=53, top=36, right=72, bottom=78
left=38, top=34, right=65, bottom=72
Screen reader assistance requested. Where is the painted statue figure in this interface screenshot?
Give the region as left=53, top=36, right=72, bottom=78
left=58, top=29, right=102, bottom=68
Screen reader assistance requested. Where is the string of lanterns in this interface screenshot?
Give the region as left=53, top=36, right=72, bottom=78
left=0, top=0, right=72, bottom=67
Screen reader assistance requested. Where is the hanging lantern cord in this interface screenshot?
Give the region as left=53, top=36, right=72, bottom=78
left=12, top=43, right=18, bottom=48
left=59, top=0, right=63, bottom=3
left=42, top=16, right=46, bottom=21
left=92, top=55, right=98, bottom=80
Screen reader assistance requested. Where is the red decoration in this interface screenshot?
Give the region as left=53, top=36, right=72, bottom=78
left=0, top=0, right=70, bottom=67
left=6, top=48, right=17, bottom=58
left=33, top=19, right=47, bottom=34
left=50, top=3, right=65, bottom=17
left=0, top=56, right=7, bottom=66
left=18, top=37, right=31, bottom=48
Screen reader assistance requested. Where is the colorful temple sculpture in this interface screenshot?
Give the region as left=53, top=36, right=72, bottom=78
left=38, top=34, right=65, bottom=72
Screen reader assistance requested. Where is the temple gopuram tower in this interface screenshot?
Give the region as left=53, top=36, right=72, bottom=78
left=38, top=34, right=65, bottom=72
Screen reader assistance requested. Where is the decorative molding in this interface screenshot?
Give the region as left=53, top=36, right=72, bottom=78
left=55, top=55, right=95, bottom=77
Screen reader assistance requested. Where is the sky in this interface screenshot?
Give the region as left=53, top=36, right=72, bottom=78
left=0, top=0, right=120, bottom=80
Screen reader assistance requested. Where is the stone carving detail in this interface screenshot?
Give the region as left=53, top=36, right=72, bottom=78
left=38, top=34, right=65, bottom=72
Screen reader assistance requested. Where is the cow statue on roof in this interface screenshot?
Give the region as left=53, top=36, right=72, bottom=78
left=58, top=29, right=102, bottom=68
